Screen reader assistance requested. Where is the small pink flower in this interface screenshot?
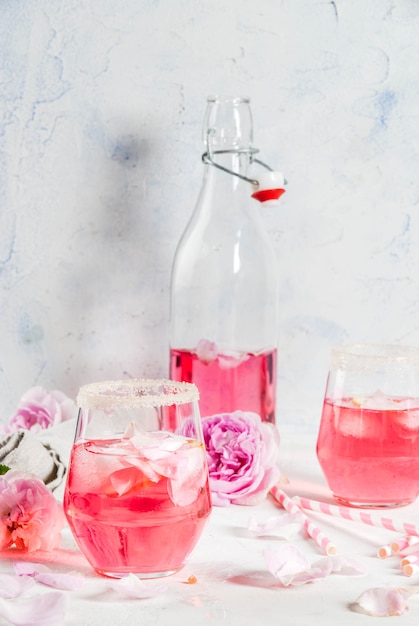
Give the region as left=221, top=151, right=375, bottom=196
left=0, top=470, right=65, bottom=552
left=4, top=387, right=76, bottom=434
left=202, top=411, right=280, bottom=506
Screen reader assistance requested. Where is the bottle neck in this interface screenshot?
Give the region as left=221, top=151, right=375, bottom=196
left=202, top=95, right=254, bottom=192
left=209, top=147, right=251, bottom=174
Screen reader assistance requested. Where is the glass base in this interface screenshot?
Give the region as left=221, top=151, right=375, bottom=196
left=96, top=568, right=179, bottom=579
left=335, top=495, right=414, bottom=509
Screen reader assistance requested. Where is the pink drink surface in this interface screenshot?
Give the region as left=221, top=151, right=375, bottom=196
left=64, top=436, right=211, bottom=577
left=170, top=348, right=277, bottom=423
left=317, top=397, right=419, bottom=505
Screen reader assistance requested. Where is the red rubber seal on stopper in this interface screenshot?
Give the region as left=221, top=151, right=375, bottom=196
left=251, top=188, right=286, bottom=203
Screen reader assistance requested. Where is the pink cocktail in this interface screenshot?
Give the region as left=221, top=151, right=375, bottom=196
left=65, top=434, right=211, bottom=577
left=317, top=395, right=419, bottom=507
left=316, top=344, right=419, bottom=508
left=64, top=379, right=212, bottom=578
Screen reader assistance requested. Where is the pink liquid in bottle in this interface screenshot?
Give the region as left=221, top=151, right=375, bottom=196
left=170, top=347, right=277, bottom=423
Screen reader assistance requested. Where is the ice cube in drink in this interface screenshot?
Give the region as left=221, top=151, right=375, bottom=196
left=316, top=394, right=419, bottom=507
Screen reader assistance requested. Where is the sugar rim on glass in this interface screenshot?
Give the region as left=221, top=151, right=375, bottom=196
left=77, top=379, right=199, bottom=410
left=330, top=343, right=419, bottom=371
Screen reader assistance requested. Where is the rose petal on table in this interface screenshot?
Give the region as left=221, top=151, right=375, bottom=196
left=264, top=545, right=368, bottom=587
left=109, top=573, right=168, bottom=598
left=13, top=562, right=49, bottom=577
left=281, top=566, right=332, bottom=586
left=351, top=587, right=415, bottom=616
left=313, top=555, right=368, bottom=577
left=264, top=544, right=311, bottom=580
left=0, top=573, right=35, bottom=597
left=35, top=572, right=85, bottom=590
left=284, top=556, right=366, bottom=587
left=13, top=562, right=84, bottom=590
left=248, top=513, right=303, bottom=538
left=0, top=591, right=67, bottom=625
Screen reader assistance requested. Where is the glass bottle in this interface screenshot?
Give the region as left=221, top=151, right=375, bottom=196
left=169, top=95, right=283, bottom=424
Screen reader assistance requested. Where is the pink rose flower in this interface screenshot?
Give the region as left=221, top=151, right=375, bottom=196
left=202, top=411, right=280, bottom=506
left=0, top=470, right=65, bottom=551
left=4, top=387, right=76, bottom=434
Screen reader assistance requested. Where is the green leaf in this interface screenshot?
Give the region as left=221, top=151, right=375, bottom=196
left=0, top=464, right=10, bottom=475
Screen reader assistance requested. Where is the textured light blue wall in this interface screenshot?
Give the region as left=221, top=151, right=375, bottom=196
left=1, top=1, right=419, bottom=428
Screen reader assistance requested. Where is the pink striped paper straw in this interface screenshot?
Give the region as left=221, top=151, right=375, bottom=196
left=293, top=496, right=419, bottom=537
left=401, top=551, right=419, bottom=568
left=377, top=544, right=392, bottom=559
left=377, top=536, right=419, bottom=557
left=396, top=535, right=419, bottom=556
left=403, top=562, right=419, bottom=577
left=393, top=536, right=419, bottom=554
left=270, top=486, right=337, bottom=556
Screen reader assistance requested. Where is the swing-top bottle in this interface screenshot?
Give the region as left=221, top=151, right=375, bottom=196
left=169, top=95, right=283, bottom=424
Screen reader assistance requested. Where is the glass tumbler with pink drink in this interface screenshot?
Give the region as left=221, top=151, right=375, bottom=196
left=64, top=379, right=212, bottom=578
left=316, top=344, right=419, bottom=508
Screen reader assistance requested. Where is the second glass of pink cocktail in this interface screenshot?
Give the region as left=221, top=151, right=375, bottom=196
left=316, top=344, right=419, bottom=508
left=64, top=379, right=212, bottom=578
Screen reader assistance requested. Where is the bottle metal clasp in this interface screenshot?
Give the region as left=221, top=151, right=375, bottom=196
left=202, top=133, right=286, bottom=204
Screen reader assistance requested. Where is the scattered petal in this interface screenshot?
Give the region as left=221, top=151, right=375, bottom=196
left=264, top=544, right=367, bottom=587
left=318, top=555, right=368, bottom=576
left=109, top=573, right=168, bottom=599
left=35, top=572, right=85, bottom=591
left=352, top=587, right=414, bottom=617
left=0, top=591, right=67, bottom=625
left=281, top=565, right=331, bottom=586
left=248, top=513, right=303, bottom=539
left=14, top=562, right=84, bottom=590
left=264, top=544, right=311, bottom=583
left=0, top=573, right=35, bottom=598
left=14, top=562, right=49, bottom=577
